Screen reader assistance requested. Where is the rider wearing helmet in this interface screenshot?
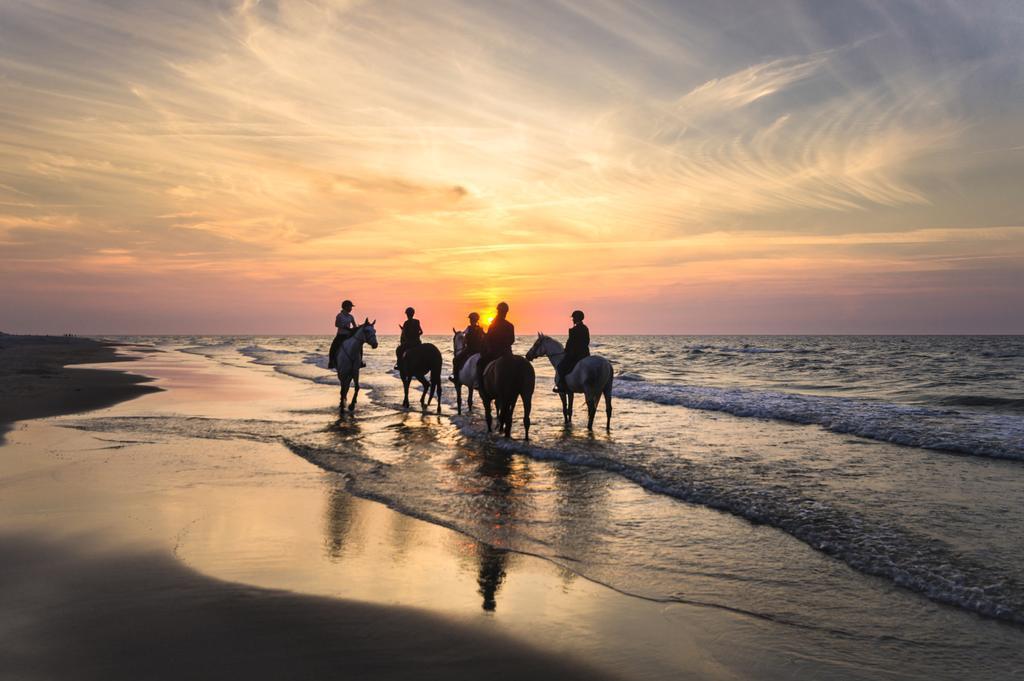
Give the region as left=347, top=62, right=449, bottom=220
left=555, top=309, right=590, bottom=393
left=477, top=302, right=515, bottom=392
left=328, top=299, right=357, bottom=370
left=450, top=312, right=486, bottom=382
left=395, top=306, right=423, bottom=370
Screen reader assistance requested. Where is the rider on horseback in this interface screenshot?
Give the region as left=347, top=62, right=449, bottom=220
left=450, top=312, right=485, bottom=382
left=395, top=306, right=423, bottom=370
left=477, top=302, right=515, bottom=392
left=328, top=299, right=357, bottom=370
left=554, top=310, right=590, bottom=393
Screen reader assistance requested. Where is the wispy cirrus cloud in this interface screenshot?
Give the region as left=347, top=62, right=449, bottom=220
left=1, top=0, right=1022, bottom=333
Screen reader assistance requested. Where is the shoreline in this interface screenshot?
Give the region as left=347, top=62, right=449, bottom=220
left=0, top=338, right=626, bottom=681
left=0, top=335, right=161, bottom=443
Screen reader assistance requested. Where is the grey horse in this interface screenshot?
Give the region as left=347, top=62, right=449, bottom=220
left=335, top=319, right=378, bottom=412
left=526, top=333, right=613, bottom=430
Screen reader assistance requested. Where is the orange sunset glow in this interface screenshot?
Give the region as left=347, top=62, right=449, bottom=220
left=2, top=1, right=1023, bottom=334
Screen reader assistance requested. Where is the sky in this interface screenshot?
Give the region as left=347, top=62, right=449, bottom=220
left=1, top=0, right=1023, bottom=335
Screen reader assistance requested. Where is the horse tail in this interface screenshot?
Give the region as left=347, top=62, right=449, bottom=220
left=430, top=344, right=443, bottom=405
left=521, top=358, right=535, bottom=438
left=521, top=358, right=536, bottom=398
left=603, top=362, right=614, bottom=428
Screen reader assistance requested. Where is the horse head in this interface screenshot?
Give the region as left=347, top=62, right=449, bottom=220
left=360, top=318, right=379, bottom=349
left=452, top=327, right=465, bottom=353
left=526, top=332, right=546, bottom=361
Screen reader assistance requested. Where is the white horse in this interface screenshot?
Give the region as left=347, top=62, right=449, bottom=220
left=451, top=329, right=481, bottom=414
left=525, top=333, right=614, bottom=430
left=335, top=319, right=378, bottom=412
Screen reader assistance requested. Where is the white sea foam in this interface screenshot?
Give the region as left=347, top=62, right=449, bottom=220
left=613, top=381, right=1024, bottom=460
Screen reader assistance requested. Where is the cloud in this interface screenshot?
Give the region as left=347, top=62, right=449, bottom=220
left=0, top=0, right=1022, bottom=332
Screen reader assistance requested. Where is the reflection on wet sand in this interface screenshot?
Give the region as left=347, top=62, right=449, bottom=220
left=466, top=449, right=525, bottom=612
left=477, top=543, right=509, bottom=612
left=325, top=485, right=354, bottom=559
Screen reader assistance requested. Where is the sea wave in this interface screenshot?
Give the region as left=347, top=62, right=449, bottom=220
left=445, top=416, right=1024, bottom=625
left=935, top=395, right=1024, bottom=412
left=612, top=381, right=1024, bottom=461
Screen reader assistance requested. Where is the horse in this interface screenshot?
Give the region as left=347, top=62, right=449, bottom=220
left=481, top=354, right=535, bottom=439
left=451, top=329, right=481, bottom=414
left=398, top=343, right=443, bottom=414
left=525, top=333, right=613, bottom=430
left=335, top=319, right=378, bottom=412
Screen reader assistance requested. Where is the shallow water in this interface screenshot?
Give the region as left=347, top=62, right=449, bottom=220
left=84, top=334, right=1024, bottom=678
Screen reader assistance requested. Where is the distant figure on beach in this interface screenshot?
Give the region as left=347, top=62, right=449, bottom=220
left=476, top=302, right=515, bottom=390
left=395, top=306, right=423, bottom=369
left=328, top=299, right=357, bottom=370
left=555, top=310, right=590, bottom=393
left=450, top=312, right=485, bottom=382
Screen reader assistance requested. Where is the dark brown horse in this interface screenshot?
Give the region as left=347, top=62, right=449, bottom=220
left=398, top=343, right=443, bottom=414
left=481, top=355, right=535, bottom=439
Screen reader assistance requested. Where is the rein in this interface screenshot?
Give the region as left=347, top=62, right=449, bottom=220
left=542, top=337, right=565, bottom=364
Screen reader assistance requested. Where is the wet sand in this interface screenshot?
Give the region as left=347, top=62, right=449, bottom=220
left=0, top=340, right=734, bottom=680
left=0, top=533, right=617, bottom=681
left=0, top=335, right=160, bottom=443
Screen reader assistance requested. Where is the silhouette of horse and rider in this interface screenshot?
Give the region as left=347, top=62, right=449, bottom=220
left=329, top=299, right=614, bottom=435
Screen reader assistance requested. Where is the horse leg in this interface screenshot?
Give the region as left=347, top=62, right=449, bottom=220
left=522, top=392, right=532, bottom=440
left=484, top=398, right=493, bottom=432
left=339, top=376, right=350, bottom=413
left=349, top=373, right=360, bottom=412
left=455, top=383, right=463, bottom=415
left=468, top=385, right=474, bottom=412
left=402, top=377, right=411, bottom=408
left=604, top=382, right=613, bottom=430
left=585, top=391, right=598, bottom=431
left=434, top=376, right=442, bottom=415
left=418, top=375, right=430, bottom=407
left=559, top=392, right=569, bottom=424
left=504, top=399, right=515, bottom=438
left=567, top=392, right=575, bottom=423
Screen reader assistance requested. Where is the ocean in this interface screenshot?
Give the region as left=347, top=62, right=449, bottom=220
left=103, top=334, right=1024, bottom=678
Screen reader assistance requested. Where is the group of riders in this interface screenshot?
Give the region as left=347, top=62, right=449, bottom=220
left=327, top=299, right=591, bottom=393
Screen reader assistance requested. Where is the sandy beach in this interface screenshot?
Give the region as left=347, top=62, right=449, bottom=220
left=0, top=338, right=732, bottom=681
left=0, top=335, right=161, bottom=443
left=3, top=335, right=1022, bottom=680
